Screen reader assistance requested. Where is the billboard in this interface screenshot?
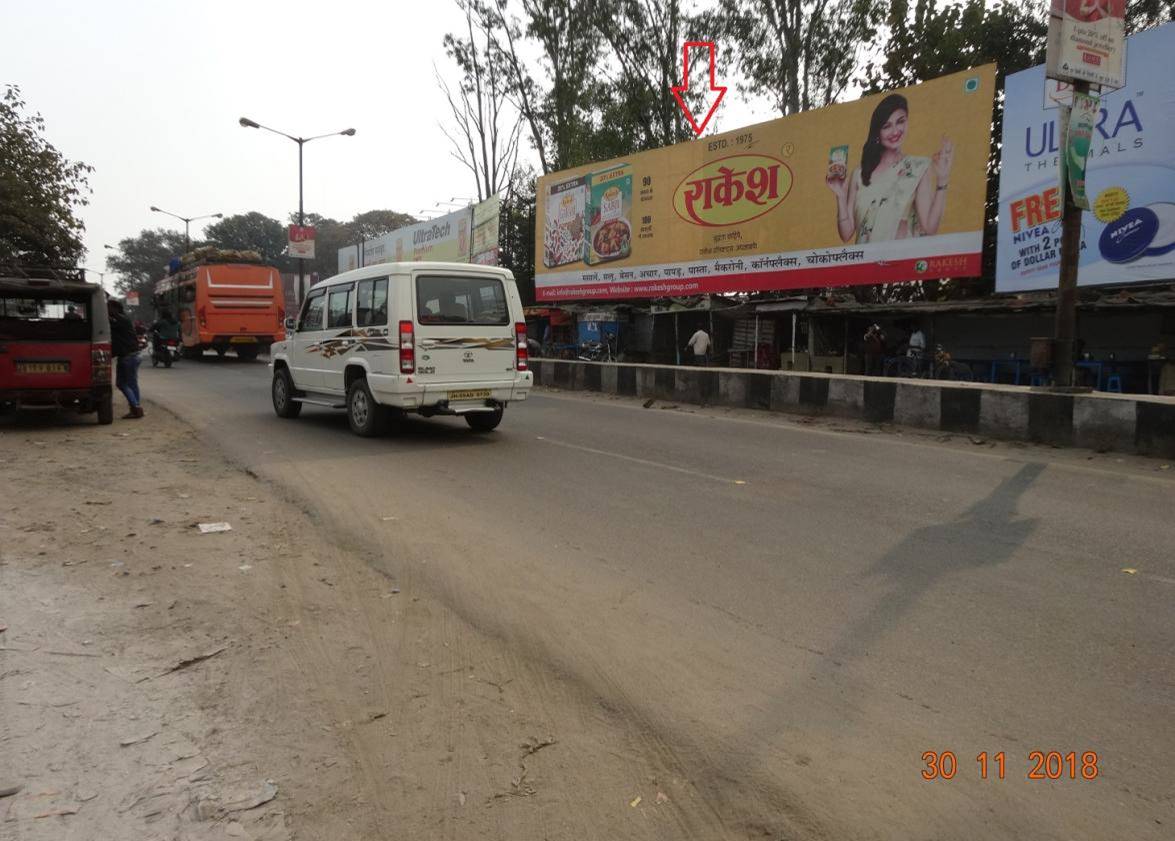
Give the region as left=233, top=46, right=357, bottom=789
left=288, top=224, right=316, bottom=259
left=471, top=194, right=501, bottom=266
left=534, top=65, right=996, bottom=302
left=1046, top=0, right=1126, bottom=89
left=997, top=24, right=1175, bottom=293
left=361, top=206, right=471, bottom=266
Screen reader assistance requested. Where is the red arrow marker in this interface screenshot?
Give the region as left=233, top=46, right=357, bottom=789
left=671, top=41, right=726, bottom=137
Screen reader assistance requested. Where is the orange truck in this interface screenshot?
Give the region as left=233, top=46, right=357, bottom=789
left=154, top=256, right=284, bottom=360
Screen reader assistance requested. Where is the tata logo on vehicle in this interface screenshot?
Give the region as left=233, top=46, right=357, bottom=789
left=673, top=154, right=793, bottom=227
left=462, top=350, right=475, bottom=363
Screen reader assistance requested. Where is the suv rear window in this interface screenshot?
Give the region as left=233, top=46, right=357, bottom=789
left=0, top=294, right=90, bottom=341
left=416, top=275, right=508, bottom=325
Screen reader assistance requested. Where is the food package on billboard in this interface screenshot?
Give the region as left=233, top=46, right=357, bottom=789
left=543, top=175, right=588, bottom=268
left=587, top=163, right=633, bottom=265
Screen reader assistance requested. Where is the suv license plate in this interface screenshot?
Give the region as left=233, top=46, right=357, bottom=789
left=16, top=362, right=69, bottom=374
left=448, top=389, right=492, bottom=401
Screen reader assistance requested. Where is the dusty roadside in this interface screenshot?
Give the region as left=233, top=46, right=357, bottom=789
left=0, top=404, right=757, bottom=841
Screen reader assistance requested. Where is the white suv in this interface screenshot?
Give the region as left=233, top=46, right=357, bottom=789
left=269, top=263, right=532, bottom=436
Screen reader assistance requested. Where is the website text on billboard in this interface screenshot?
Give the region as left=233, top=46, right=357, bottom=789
left=534, top=66, right=996, bottom=302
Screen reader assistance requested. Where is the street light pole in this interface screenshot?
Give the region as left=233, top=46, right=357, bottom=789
left=238, top=118, right=356, bottom=303
left=149, top=207, right=224, bottom=252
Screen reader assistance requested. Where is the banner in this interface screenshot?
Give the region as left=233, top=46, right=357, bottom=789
left=288, top=224, right=316, bottom=259
left=1046, top=0, right=1126, bottom=89
left=471, top=194, right=501, bottom=265
left=997, top=24, right=1175, bottom=293
left=360, top=206, right=471, bottom=267
left=1066, top=91, right=1100, bottom=209
left=534, top=66, right=996, bottom=302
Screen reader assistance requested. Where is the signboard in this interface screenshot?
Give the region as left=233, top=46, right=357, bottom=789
left=1045, top=0, right=1126, bottom=89
left=288, top=224, right=316, bottom=259
left=126, top=291, right=140, bottom=308
left=360, top=206, right=471, bottom=267
left=471, top=194, right=501, bottom=265
left=534, top=66, right=996, bottom=302
left=1065, top=91, right=1100, bottom=209
left=997, top=24, right=1175, bottom=292
left=338, top=244, right=359, bottom=274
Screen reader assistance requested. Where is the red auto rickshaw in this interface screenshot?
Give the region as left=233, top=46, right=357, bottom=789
left=0, top=269, right=114, bottom=424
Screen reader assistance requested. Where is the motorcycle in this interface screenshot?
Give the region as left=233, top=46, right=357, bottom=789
left=150, top=332, right=180, bottom=368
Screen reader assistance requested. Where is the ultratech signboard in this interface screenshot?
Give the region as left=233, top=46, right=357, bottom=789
left=534, top=65, right=996, bottom=302
left=997, top=24, right=1175, bottom=292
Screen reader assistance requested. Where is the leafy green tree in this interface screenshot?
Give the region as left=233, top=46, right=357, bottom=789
left=204, top=211, right=288, bottom=267
left=1126, top=0, right=1174, bottom=32
left=0, top=85, right=93, bottom=268
left=348, top=210, right=417, bottom=241
left=477, top=0, right=608, bottom=173
left=104, top=228, right=190, bottom=319
left=717, top=0, right=886, bottom=116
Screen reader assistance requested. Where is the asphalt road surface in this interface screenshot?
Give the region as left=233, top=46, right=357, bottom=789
left=139, top=355, right=1174, bottom=840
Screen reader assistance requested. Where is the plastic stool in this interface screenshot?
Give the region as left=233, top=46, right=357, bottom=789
left=1105, top=375, right=1122, bottom=393
left=1029, top=372, right=1048, bottom=387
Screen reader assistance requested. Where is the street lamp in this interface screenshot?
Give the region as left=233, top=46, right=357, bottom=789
left=149, top=207, right=223, bottom=251
left=238, top=117, right=356, bottom=300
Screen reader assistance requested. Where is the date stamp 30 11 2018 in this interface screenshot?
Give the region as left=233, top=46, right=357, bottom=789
left=921, top=751, right=1100, bottom=781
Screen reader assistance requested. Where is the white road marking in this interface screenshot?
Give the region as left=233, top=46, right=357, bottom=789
left=536, top=436, right=745, bottom=485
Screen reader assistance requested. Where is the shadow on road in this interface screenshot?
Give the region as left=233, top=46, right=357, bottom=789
left=842, top=460, right=1047, bottom=656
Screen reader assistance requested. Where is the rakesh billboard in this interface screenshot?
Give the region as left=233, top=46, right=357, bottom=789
left=997, top=24, right=1175, bottom=293
left=534, top=65, right=996, bottom=302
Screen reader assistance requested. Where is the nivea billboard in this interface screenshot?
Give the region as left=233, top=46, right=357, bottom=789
left=996, top=23, right=1175, bottom=292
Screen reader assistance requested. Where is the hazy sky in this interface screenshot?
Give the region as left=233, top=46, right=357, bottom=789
left=5, top=0, right=764, bottom=284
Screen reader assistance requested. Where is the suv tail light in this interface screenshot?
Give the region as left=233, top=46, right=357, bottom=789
left=399, top=320, right=415, bottom=374
left=515, top=322, right=528, bottom=371
left=92, top=342, right=112, bottom=384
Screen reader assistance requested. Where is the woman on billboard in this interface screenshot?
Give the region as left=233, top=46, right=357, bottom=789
left=826, top=94, right=954, bottom=243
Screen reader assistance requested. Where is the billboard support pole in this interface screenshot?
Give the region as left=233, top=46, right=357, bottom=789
left=1051, top=79, right=1090, bottom=390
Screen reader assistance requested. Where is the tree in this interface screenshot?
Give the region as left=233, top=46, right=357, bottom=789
left=104, top=228, right=190, bottom=320
left=204, top=212, right=288, bottom=267
left=498, top=169, right=537, bottom=303
left=717, top=0, right=886, bottom=116
left=1126, top=0, right=1174, bottom=32
left=479, top=0, right=608, bottom=173
left=293, top=210, right=418, bottom=283
left=0, top=85, right=93, bottom=268
left=348, top=209, right=417, bottom=241
left=591, top=0, right=707, bottom=150
left=441, top=1, right=524, bottom=201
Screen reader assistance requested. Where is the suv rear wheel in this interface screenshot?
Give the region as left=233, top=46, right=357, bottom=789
left=347, top=377, right=387, bottom=437
left=96, top=391, right=113, bottom=425
left=465, top=407, right=503, bottom=432
left=272, top=368, right=301, bottom=418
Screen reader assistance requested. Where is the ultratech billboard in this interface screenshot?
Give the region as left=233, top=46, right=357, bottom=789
left=534, top=65, right=996, bottom=302
left=997, top=24, right=1175, bottom=292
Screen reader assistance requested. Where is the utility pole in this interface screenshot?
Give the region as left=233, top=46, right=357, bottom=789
left=1052, top=78, right=1090, bottom=389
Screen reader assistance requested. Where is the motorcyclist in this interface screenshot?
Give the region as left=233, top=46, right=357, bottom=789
left=151, top=309, right=181, bottom=355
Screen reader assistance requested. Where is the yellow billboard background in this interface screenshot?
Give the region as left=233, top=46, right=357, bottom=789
left=535, top=65, right=997, bottom=301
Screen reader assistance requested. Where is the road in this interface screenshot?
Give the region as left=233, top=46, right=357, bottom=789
left=139, top=356, right=1174, bottom=840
